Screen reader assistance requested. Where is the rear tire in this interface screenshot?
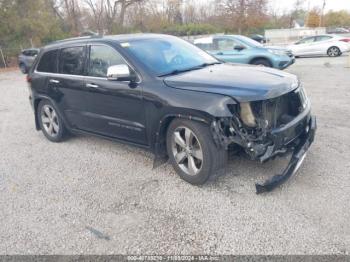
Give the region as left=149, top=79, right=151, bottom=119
left=19, top=63, right=27, bottom=74
left=166, top=119, right=227, bottom=185
left=251, top=58, right=272, bottom=67
left=37, top=100, right=66, bottom=142
left=327, top=46, right=341, bottom=57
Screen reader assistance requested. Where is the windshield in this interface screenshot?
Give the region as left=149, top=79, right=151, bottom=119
left=123, top=37, right=219, bottom=76
left=234, top=35, right=263, bottom=48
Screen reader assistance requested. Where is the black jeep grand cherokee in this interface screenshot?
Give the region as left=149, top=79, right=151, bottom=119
left=27, top=34, right=316, bottom=193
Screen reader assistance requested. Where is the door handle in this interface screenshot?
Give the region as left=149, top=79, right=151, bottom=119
left=49, top=79, right=60, bottom=84
left=86, top=83, right=107, bottom=92
left=216, top=52, right=223, bottom=55
left=86, top=83, right=99, bottom=88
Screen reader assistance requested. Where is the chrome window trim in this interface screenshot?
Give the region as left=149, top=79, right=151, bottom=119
left=34, top=42, right=142, bottom=84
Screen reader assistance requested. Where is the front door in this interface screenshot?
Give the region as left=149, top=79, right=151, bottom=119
left=81, top=44, right=147, bottom=145
left=293, top=36, right=316, bottom=56
left=212, top=37, right=248, bottom=63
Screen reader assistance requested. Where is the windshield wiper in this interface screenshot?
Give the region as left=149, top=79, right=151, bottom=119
left=159, top=62, right=221, bottom=77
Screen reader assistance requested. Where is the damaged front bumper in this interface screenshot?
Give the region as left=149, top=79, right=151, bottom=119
left=255, top=115, right=316, bottom=194
left=211, top=96, right=316, bottom=193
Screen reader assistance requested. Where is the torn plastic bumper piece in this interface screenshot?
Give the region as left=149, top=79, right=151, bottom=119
left=255, top=115, right=316, bottom=194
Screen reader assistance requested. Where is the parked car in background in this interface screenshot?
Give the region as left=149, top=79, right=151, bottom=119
left=327, top=28, right=350, bottom=34
left=288, top=34, right=350, bottom=57
left=194, top=35, right=295, bottom=70
left=250, top=34, right=267, bottom=44
left=27, top=34, right=316, bottom=192
left=18, top=48, right=39, bottom=73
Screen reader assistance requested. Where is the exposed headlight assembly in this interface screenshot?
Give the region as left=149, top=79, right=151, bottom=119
left=240, top=102, right=256, bottom=127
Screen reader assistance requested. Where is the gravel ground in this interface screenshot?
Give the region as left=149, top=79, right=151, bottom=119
left=0, top=55, right=350, bottom=255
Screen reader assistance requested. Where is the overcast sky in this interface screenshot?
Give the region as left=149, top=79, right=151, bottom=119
left=269, top=0, right=350, bottom=13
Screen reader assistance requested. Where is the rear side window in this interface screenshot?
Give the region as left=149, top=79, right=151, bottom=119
left=315, top=36, right=332, bottom=42
left=37, top=49, right=58, bottom=73
left=88, top=45, right=125, bottom=77
left=22, top=50, right=38, bottom=56
left=59, top=46, right=85, bottom=75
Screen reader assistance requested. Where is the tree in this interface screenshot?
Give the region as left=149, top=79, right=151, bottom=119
left=166, top=0, right=183, bottom=24
left=306, top=8, right=321, bottom=28
left=324, top=10, right=350, bottom=27
left=0, top=0, right=67, bottom=48
left=219, top=0, right=268, bottom=34
left=289, top=0, right=305, bottom=28
left=85, top=0, right=105, bottom=33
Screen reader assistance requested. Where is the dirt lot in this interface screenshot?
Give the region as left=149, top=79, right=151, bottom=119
left=0, top=55, right=350, bottom=255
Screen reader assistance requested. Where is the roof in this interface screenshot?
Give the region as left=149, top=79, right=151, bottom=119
left=45, top=33, right=173, bottom=49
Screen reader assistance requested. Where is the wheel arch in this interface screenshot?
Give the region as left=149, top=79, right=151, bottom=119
left=327, top=46, right=342, bottom=56
left=152, top=97, right=235, bottom=168
left=249, top=56, right=273, bottom=66
left=33, top=95, right=68, bottom=131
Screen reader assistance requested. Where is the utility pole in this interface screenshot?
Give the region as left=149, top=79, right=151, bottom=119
left=319, top=0, right=326, bottom=27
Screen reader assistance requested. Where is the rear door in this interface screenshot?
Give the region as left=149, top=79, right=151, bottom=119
left=80, top=43, right=147, bottom=145
left=314, top=35, right=333, bottom=55
left=50, top=45, right=88, bottom=128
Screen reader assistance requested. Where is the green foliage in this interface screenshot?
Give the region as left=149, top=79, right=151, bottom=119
left=0, top=0, right=68, bottom=49
left=1, top=0, right=350, bottom=58
left=324, top=10, right=350, bottom=27
left=161, top=23, right=221, bottom=36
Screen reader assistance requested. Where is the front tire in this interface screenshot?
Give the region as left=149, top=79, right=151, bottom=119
left=37, top=100, right=66, bottom=142
left=166, top=119, right=227, bottom=185
left=327, top=46, right=341, bottom=57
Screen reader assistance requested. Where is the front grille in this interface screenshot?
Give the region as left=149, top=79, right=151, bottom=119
left=251, top=87, right=306, bottom=129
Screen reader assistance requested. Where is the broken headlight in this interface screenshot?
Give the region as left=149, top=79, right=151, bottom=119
left=239, top=102, right=257, bottom=127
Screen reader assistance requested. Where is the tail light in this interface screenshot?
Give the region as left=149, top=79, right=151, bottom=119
left=26, top=75, right=32, bottom=83
left=340, top=39, right=350, bottom=43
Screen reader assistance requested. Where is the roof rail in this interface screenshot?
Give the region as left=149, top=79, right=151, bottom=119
left=49, top=34, right=103, bottom=45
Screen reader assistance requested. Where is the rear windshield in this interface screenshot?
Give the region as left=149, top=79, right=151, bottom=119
left=22, top=50, right=39, bottom=56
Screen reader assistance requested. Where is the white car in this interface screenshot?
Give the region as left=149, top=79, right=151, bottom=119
left=288, top=34, right=350, bottom=57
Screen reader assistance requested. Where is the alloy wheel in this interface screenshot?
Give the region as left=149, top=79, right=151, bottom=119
left=41, top=105, right=59, bottom=137
left=328, top=47, right=340, bottom=57
left=171, top=126, right=203, bottom=176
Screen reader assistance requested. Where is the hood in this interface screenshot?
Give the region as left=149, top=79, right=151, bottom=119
left=163, top=63, right=299, bottom=102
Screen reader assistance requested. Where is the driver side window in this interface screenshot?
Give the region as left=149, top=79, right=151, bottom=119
left=88, top=45, right=126, bottom=78
left=297, top=37, right=315, bottom=44
left=215, top=38, right=242, bottom=51
left=215, top=38, right=235, bottom=51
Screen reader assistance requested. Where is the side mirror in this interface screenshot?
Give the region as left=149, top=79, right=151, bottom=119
left=234, top=45, right=245, bottom=51
left=107, top=64, right=134, bottom=81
